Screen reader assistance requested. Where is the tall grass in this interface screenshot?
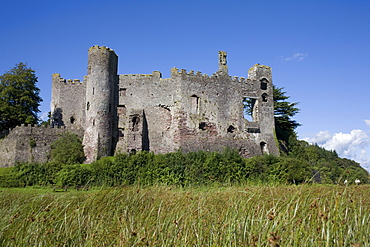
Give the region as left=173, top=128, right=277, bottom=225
left=1, top=185, right=369, bottom=246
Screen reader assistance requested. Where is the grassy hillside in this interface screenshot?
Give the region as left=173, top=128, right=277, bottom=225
left=1, top=185, right=369, bottom=246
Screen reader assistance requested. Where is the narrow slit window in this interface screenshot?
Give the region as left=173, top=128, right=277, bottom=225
left=131, top=116, right=140, bottom=132
left=191, top=95, right=199, bottom=114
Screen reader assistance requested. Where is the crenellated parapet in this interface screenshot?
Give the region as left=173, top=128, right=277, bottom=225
left=88, top=45, right=115, bottom=52
left=170, top=67, right=250, bottom=84
left=120, top=71, right=162, bottom=80
left=52, top=73, right=84, bottom=85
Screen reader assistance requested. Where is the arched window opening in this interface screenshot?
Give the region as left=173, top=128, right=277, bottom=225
left=70, top=116, right=75, bottom=124
left=191, top=95, right=199, bottom=114
left=260, top=78, right=268, bottom=90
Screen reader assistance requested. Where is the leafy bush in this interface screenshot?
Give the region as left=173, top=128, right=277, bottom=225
left=56, top=164, right=92, bottom=186
left=1, top=145, right=368, bottom=188
left=0, top=167, right=22, bottom=187
left=49, top=133, right=85, bottom=165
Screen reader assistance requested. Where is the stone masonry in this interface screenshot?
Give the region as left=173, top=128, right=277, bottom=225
left=0, top=45, right=279, bottom=166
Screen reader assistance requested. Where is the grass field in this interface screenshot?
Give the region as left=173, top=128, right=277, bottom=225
left=1, top=184, right=369, bottom=246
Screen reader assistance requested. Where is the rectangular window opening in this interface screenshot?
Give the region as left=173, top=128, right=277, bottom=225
left=243, top=97, right=257, bottom=122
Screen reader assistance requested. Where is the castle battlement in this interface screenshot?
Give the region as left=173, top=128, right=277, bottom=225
left=171, top=67, right=210, bottom=79
left=88, top=45, right=115, bottom=52
left=52, top=73, right=84, bottom=85
left=170, top=67, right=251, bottom=84
left=120, top=70, right=162, bottom=79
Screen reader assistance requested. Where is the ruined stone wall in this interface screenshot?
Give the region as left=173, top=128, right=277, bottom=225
left=170, top=68, right=274, bottom=157
left=51, top=74, right=86, bottom=128
left=117, top=71, right=182, bottom=154
left=0, top=125, right=84, bottom=167
left=116, top=64, right=279, bottom=158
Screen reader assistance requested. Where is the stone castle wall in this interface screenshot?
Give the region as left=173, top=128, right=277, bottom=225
left=116, top=64, right=279, bottom=158
left=0, top=125, right=84, bottom=167
left=51, top=74, right=86, bottom=128
left=117, top=71, right=182, bottom=154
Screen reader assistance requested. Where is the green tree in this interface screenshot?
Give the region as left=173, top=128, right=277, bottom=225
left=49, top=133, right=85, bottom=165
left=0, top=63, right=42, bottom=131
left=273, top=85, right=300, bottom=150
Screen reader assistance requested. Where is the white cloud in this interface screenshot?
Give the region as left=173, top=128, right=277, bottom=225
left=365, top=119, right=370, bottom=128
left=282, top=53, right=308, bottom=62
left=303, top=130, right=331, bottom=145
left=304, top=129, right=370, bottom=173
left=40, top=112, right=49, bottom=121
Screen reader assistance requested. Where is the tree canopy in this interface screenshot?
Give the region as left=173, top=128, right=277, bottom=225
left=273, top=85, right=300, bottom=150
left=0, top=63, right=42, bottom=131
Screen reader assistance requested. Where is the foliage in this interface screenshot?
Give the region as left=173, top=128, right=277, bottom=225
left=56, top=164, right=92, bottom=186
left=0, top=63, right=42, bottom=131
left=1, top=147, right=368, bottom=188
left=49, top=133, right=85, bottom=165
left=1, top=185, right=369, bottom=246
left=273, top=85, right=300, bottom=150
left=289, top=140, right=369, bottom=184
left=0, top=167, right=21, bottom=187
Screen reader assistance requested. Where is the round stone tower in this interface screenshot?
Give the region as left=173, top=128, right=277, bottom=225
left=83, top=45, right=118, bottom=163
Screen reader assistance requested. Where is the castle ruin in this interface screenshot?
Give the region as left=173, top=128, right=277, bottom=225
left=0, top=45, right=279, bottom=166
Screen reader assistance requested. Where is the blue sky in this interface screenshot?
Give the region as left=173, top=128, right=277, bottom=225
left=1, top=0, right=369, bottom=172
